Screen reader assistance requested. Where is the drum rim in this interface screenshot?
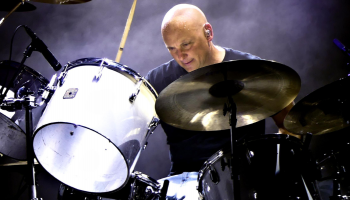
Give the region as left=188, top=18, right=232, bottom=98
left=33, top=121, right=132, bottom=193
left=0, top=60, right=49, bottom=88
left=241, top=134, right=302, bottom=147
left=64, top=57, right=158, bottom=99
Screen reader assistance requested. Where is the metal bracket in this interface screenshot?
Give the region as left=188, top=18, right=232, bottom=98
left=58, top=65, right=69, bottom=86
left=129, top=77, right=144, bottom=103
left=142, top=117, right=160, bottom=150
left=93, top=58, right=108, bottom=82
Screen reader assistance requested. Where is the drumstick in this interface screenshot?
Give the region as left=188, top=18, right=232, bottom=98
left=115, top=0, right=138, bottom=63
left=0, top=1, right=24, bottom=26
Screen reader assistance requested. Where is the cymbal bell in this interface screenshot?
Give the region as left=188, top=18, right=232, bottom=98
left=30, top=0, right=91, bottom=4
left=0, top=1, right=36, bottom=12
left=284, top=77, right=350, bottom=135
left=156, top=60, right=301, bottom=131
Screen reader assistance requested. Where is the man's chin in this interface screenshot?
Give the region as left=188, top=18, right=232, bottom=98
left=181, top=64, right=198, bottom=73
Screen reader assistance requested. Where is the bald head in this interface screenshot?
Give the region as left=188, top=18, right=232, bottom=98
left=161, top=4, right=207, bottom=36
left=160, top=4, right=223, bottom=72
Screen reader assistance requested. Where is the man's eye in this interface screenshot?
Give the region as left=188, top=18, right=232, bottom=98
left=182, top=43, right=191, bottom=49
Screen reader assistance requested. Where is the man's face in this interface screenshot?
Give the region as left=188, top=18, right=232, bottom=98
left=162, top=25, right=210, bottom=72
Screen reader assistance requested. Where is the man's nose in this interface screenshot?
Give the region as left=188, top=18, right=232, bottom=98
left=177, top=50, right=187, bottom=61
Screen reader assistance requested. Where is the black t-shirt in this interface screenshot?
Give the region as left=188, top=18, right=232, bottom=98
left=146, top=47, right=265, bottom=175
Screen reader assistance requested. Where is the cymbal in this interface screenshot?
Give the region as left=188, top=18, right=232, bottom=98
left=156, top=60, right=301, bottom=131
left=31, top=0, right=91, bottom=4
left=0, top=1, right=36, bottom=12
left=284, top=77, right=350, bottom=135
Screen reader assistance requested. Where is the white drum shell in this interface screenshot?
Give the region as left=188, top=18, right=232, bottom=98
left=33, top=64, right=157, bottom=193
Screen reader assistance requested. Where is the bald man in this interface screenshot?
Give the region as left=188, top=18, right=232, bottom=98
left=145, top=4, right=296, bottom=199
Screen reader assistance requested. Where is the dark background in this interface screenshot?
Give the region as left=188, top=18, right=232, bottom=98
left=1, top=0, right=350, bottom=199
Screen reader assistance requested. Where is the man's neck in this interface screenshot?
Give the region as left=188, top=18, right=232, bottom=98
left=207, top=44, right=226, bottom=66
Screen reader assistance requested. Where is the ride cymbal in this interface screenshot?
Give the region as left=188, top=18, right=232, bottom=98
left=156, top=60, right=301, bottom=131
left=284, top=77, right=350, bottom=135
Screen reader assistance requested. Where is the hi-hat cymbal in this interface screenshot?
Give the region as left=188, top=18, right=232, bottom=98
left=0, top=1, right=36, bottom=12
left=31, top=0, right=90, bottom=4
left=156, top=60, right=301, bottom=131
left=284, top=77, right=350, bottom=135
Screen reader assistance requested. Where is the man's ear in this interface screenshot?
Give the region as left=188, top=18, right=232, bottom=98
left=203, top=23, right=213, bottom=42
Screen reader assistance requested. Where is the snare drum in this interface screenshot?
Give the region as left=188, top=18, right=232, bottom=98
left=33, top=58, right=158, bottom=193
left=198, top=134, right=315, bottom=200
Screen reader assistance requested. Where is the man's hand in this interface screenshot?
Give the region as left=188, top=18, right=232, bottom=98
left=272, top=102, right=301, bottom=139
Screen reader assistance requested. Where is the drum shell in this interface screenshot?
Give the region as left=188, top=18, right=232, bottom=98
left=198, top=134, right=309, bottom=200
left=33, top=61, right=157, bottom=193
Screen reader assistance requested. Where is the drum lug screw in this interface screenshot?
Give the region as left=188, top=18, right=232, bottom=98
left=253, top=192, right=258, bottom=199
left=70, top=131, right=74, bottom=136
left=143, top=142, right=148, bottom=150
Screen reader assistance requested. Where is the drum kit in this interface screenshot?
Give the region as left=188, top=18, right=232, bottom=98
left=1, top=1, right=350, bottom=200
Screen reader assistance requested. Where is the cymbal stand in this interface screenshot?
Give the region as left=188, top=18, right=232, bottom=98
left=24, top=89, right=41, bottom=200
left=223, top=95, right=240, bottom=200
left=0, top=42, right=42, bottom=200
left=300, top=132, right=322, bottom=200
left=0, top=0, right=27, bottom=26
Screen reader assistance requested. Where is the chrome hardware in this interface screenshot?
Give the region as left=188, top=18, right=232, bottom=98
left=58, top=65, right=69, bottom=86
left=142, top=117, right=159, bottom=150
left=93, top=58, right=108, bottom=82
left=129, top=77, right=145, bottom=103
left=41, top=73, right=58, bottom=101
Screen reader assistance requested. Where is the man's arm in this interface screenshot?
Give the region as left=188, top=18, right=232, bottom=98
left=271, top=102, right=301, bottom=139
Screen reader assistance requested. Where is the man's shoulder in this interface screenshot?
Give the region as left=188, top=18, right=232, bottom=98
left=147, top=59, right=176, bottom=77
left=145, top=59, right=187, bottom=94
left=223, top=47, right=262, bottom=61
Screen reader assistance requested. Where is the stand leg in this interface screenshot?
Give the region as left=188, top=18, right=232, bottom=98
left=26, top=106, right=40, bottom=200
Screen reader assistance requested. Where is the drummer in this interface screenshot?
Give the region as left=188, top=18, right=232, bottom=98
left=145, top=4, right=297, bottom=199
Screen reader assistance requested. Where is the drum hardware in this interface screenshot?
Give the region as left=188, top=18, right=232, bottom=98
left=0, top=60, right=49, bottom=161
left=58, top=171, right=162, bottom=200
left=317, top=144, right=350, bottom=200
left=224, top=92, right=241, bottom=200
left=142, top=117, right=159, bottom=150
left=58, top=64, right=68, bottom=86
left=129, top=172, right=161, bottom=200
left=159, top=180, right=169, bottom=200
left=129, top=77, right=145, bottom=103
left=0, top=86, right=43, bottom=200
left=38, top=73, right=58, bottom=105
left=93, top=58, right=109, bottom=82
